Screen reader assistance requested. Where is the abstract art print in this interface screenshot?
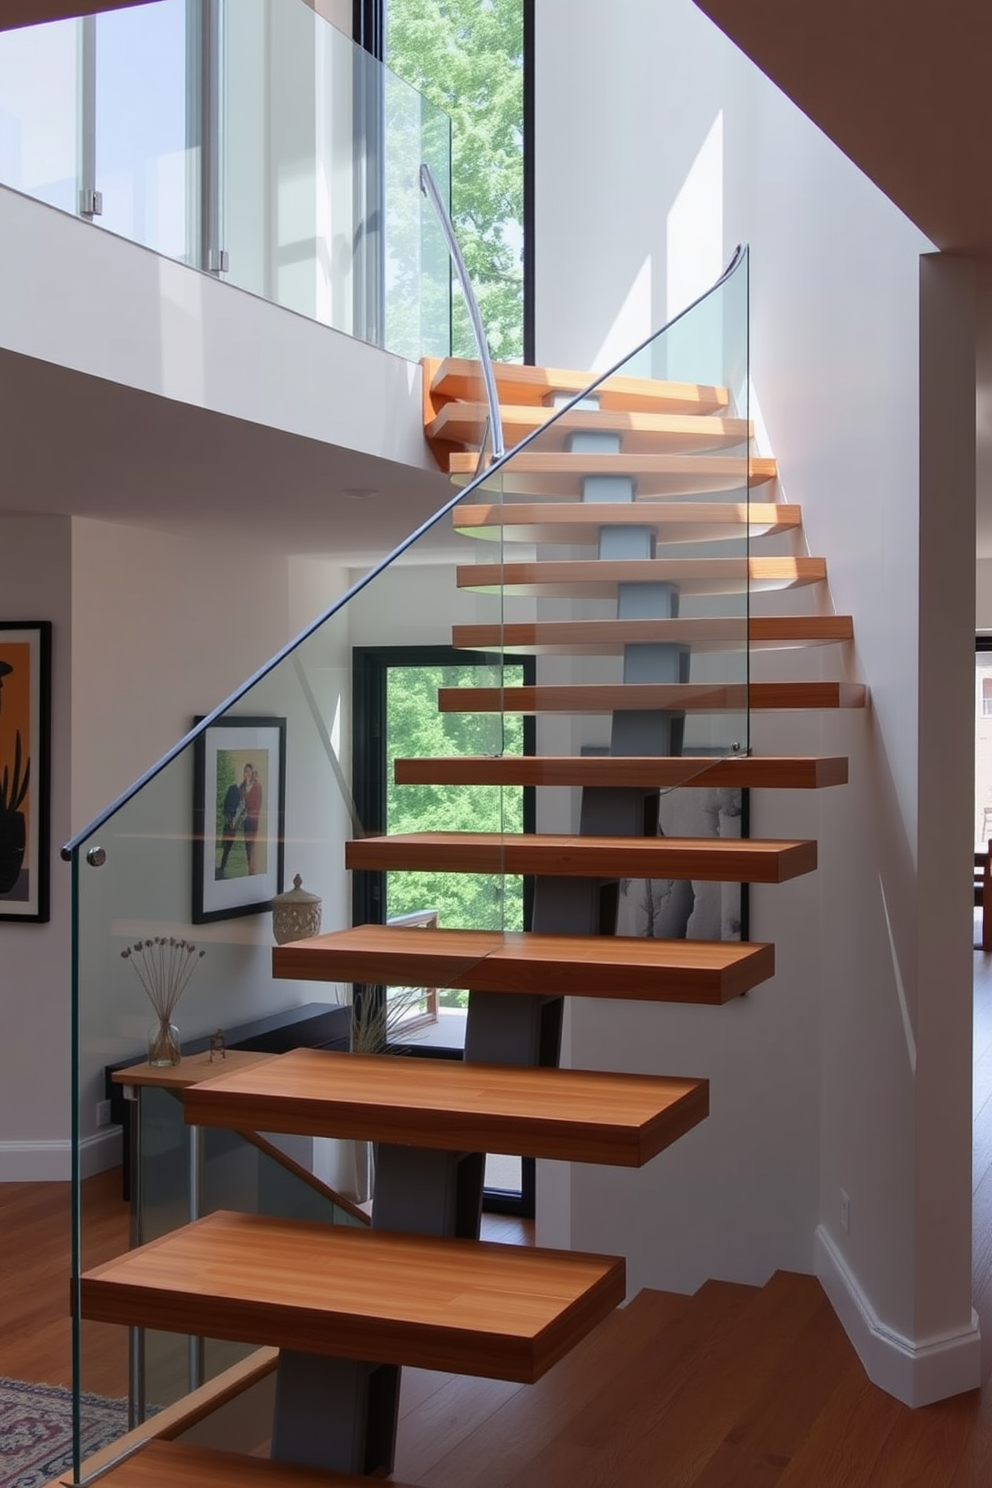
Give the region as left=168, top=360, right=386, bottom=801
left=192, top=715, right=285, bottom=924
left=0, top=622, right=51, bottom=923
left=616, top=785, right=748, bottom=942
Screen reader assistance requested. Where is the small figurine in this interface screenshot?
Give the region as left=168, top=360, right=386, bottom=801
left=208, top=1029, right=227, bottom=1063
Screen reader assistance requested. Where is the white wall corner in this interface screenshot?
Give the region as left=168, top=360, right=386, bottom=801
left=0, top=1129, right=121, bottom=1183
left=815, top=1226, right=981, bottom=1407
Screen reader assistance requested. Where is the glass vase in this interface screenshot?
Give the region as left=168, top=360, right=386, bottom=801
left=148, top=1018, right=181, bottom=1067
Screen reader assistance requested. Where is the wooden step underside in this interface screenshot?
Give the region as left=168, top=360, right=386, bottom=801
left=393, top=755, right=850, bottom=789
left=273, top=926, right=775, bottom=1004
left=346, top=832, right=817, bottom=883
left=429, top=401, right=751, bottom=452
left=450, top=616, right=854, bottom=653
left=75, top=1441, right=413, bottom=1488
left=426, top=356, right=729, bottom=415
left=457, top=557, right=824, bottom=595
left=437, top=682, right=868, bottom=713
left=450, top=451, right=777, bottom=496
left=80, top=1211, right=625, bottom=1384
left=185, top=1049, right=709, bottom=1167
left=453, top=501, right=801, bottom=543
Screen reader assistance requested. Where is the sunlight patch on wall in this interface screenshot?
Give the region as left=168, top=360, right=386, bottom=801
left=590, top=255, right=652, bottom=376
left=666, top=111, right=724, bottom=321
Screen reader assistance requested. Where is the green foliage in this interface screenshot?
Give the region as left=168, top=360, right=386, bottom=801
left=386, top=0, right=524, bottom=362
left=385, top=665, right=525, bottom=955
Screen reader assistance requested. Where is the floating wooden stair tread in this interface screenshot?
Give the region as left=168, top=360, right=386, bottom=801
left=457, top=557, right=825, bottom=596
left=80, top=1211, right=625, bottom=1384
left=185, top=1049, right=709, bottom=1167
left=451, top=616, right=853, bottom=654
left=346, top=832, right=817, bottom=883
left=453, top=500, right=802, bottom=543
left=79, top=1441, right=415, bottom=1488
left=450, top=450, right=777, bottom=496
left=429, top=401, right=751, bottom=452
left=437, top=682, right=868, bottom=713
left=273, top=926, right=775, bottom=1004
left=394, top=755, right=850, bottom=789
left=426, top=356, right=729, bottom=415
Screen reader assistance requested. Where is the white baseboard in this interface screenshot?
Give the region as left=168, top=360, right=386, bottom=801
left=0, top=1128, right=121, bottom=1182
left=815, top=1225, right=981, bottom=1406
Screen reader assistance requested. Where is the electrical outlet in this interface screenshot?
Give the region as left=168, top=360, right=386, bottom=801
left=96, top=1099, right=113, bottom=1128
left=840, top=1189, right=850, bottom=1233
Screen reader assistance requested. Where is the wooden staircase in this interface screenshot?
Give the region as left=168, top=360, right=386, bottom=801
left=78, top=354, right=862, bottom=1483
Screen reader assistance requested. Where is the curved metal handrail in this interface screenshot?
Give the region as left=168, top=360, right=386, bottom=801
left=419, top=161, right=505, bottom=461
left=62, top=243, right=746, bottom=858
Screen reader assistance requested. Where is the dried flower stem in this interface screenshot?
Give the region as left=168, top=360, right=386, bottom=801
left=121, top=937, right=205, bottom=1023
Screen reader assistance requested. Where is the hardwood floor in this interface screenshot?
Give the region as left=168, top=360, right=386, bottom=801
left=4, top=957, right=992, bottom=1485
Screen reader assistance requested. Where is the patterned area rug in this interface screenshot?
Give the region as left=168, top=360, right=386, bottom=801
left=0, top=1378, right=128, bottom=1488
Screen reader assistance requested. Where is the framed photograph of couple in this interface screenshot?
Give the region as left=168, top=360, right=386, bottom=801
left=192, top=714, right=286, bottom=924
left=0, top=621, right=51, bottom=923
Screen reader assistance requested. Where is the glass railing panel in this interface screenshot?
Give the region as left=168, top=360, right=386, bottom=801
left=124, top=1084, right=365, bottom=1422
left=448, top=250, right=751, bottom=940
left=70, top=460, right=505, bottom=1474
left=0, top=16, right=80, bottom=215
left=383, top=63, right=451, bottom=358
left=220, top=0, right=451, bottom=353
left=69, top=252, right=746, bottom=1472
left=0, top=0, right=452, bottom=360
left=92, top=0, right=191, bottom=260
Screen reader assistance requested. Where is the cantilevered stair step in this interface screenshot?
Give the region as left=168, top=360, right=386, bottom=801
left=81, top=1441, right=417, bottom=1488
left=393, top=755, right=850, bottom=789
left=273, top=926, right=775, bottom=1005
left=437, top=682, right=868, bottom=714
left=449, top=451, right=777, bottom=497
left=425, top=356, right=730, bottom=415
left=451, top=616, right=854, bottom=654
left=457, top=557, right=824, bottom=596
left=184, top=1049, right=709, bottom=1167
left=429, top=401, right=751, bottom=453
left=453, top=501, right=801, bottom=544
left=80, top=1211, right=625, bottom=1385
left=346, top=832, right=817, bottom=884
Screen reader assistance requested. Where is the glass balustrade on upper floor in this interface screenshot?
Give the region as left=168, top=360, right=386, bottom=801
left=0, top=0, right=451, bottom=359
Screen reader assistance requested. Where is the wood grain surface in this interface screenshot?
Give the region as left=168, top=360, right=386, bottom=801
left=393, top=755, right=849, bottom=790
left=183, top=1049, right=709, bottom=1166
left=456, top=556, right=823, bottom=595
left=448, top=451, right=776, bottom=496
left=272, top=925, right=775, bottom=1004
left=436, top=681, right=867, bottom=713
left=450, top=615, right=853, bottom=653
left=80, top=1211, right=625, bottom=1383
left=452, top=500, right=801, bottom=544
left=69, top=1439, right=418, bottom=1487
left=428, top=401, right=751, bottom=452
left=426, top=355, right=729, bottom=415
left=346, top=831, right=817, bottom=883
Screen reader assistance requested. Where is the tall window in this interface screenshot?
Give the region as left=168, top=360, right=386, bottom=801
left=382, top=0, right=526, bottom=361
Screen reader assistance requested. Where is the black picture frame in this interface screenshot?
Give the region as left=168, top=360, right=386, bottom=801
left=0, top=621, right=51, bottom=923
left=192, top=714, right=286, bottom=924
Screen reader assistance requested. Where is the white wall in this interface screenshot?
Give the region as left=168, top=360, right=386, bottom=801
left=0, top=184, right=427, bottom=471
left=535, top=0, right=976, bottom=1404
